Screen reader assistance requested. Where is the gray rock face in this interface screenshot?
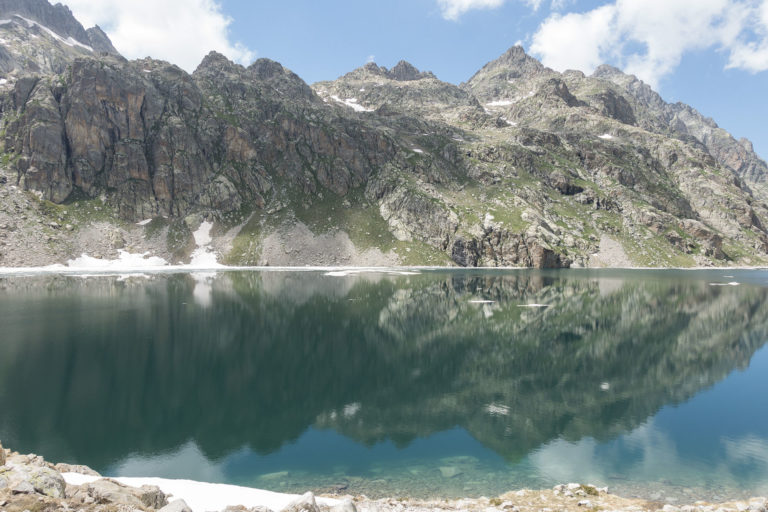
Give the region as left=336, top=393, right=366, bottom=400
left=0, top=461, right=66, bottom=498
left=86, top=25, right=120, bottom=55
left=0, top=0, right=120, bottom=77
left=0, top=0, right=91, bottom=46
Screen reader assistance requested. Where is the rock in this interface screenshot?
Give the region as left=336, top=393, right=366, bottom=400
left=2, top=462, right=66, bottom=498
left=80, top=479, right=168, bottom=509
left=54, top=463, right=101, bottom=476
left=159, top=499, right=193, bottom=512
left=26, top=466, right=66, bottom=498
left=439, top=466, right=463, bottom=478
left=281, top=492, right=320, bottom=512
left=330, top=499, right=358, bottom=512
left=11, top=480, right=35, bottom=494
left=577, top=500, right=593, bottom=507
left=222, top=507, right=274, bottom=512
left=0, top=441, right=5, bottom=466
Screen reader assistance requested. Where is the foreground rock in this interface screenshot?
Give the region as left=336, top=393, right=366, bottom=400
left=1, top=445, right=767, bottom=512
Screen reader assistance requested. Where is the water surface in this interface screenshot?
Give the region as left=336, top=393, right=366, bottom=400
left=1, top=269, right=767, bottom=502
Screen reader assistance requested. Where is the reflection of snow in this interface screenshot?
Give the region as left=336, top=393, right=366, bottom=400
left=343, top=402, right=361, bottom=418
left=486, top=403, right=510, bottom=416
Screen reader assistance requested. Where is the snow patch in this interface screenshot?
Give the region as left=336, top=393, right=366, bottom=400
left=189, top=221, right=222, bottom=269
left=330, top=95, right=373, bottom=112
left=598, top=134, right=614, bottom=140
left=136, top=219, right=153, bottom=226
left=469, top=300, right=495, bottom=304
left=486, top=100, right=514, bottom=107
left=709, top=282, right=740, bottom=286
left=66, top=251, right=170, bottom=271
left=62, top=474, right=340, bottom=512
left=15, top=16, right=93, bottom=52
left=412, top=148, right=424, bottom=154
left=0, top=79, right=7, bottom=85
left=518, top=303, right=549, bottom=308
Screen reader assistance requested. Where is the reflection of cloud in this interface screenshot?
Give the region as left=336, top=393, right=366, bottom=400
left=530, top=421, right=768, bottom=493
left=110, top=441, right=230, bottom=483
left=723, top=435, right=768, bottom=470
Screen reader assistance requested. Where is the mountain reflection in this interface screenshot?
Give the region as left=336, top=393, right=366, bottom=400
left=0, top=270, right=766, bottom=474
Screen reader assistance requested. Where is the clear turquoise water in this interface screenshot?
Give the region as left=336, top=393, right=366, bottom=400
left=1, top=269, right=767, bottom=501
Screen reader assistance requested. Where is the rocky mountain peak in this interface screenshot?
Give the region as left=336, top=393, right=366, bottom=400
left=0, top=0, right=88, bottom=47
left=387, top=60, right=435, bottom=81
left=592, top=64, right=625, bottom=79
left=85, top=25, right=119, bottom=55
left=195, top=50, right=240, bottom=74
left=248, top=58, right=286, bottom=80
left=480, top=45, right=547, bottom=78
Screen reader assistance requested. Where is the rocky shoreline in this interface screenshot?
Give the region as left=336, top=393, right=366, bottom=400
left=2, top=444, right=766, bottom=512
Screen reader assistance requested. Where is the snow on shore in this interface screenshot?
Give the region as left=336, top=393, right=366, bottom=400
left=62, top=473, right=340, bottom=512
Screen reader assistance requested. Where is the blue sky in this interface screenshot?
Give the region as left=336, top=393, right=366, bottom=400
left=62, top=0, right=768, bottom=160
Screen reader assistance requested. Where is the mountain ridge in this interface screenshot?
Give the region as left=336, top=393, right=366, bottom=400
left=1, top=1, right=767, bottom=269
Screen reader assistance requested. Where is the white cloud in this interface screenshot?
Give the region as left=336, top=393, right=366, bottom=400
left=530, top=0, right=768, bottom=89
left=726, top=0, right=768, bottom=72
left=437, top=0, right=542, bottom=21
left=529, top=5, right=618, bottom=74
left=59, top=0, right=255, bottom=72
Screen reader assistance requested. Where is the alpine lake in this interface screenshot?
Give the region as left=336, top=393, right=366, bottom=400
left=1, top=268, right=767, bottom=503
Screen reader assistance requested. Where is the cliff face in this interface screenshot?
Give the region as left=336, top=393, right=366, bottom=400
left=1, top=2, right=768, bottom=268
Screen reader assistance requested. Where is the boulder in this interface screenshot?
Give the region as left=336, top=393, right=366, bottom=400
left=1, top=462, right=66, bottom=498
left=76, top=479, right=168, bottom=509
left=330, top=499, right=358, bottom=512
left=0, top=441, right=5, bottom=466
left=282, top=492, right=321, bottom=512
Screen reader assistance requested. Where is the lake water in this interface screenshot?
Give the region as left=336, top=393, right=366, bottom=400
left=1, top=269, right=768, bottom=502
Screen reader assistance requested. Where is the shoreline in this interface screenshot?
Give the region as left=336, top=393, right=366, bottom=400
left=1, top=262, right=767, bottom=276
left=2, top=446, right=767, bottom=512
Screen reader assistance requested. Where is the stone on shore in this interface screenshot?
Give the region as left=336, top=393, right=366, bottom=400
left=1, top=461, right=66, bottom=498
left=330, top=498, right=358, bottom=512
left=69, top=478, right=168, bottom=509
left=0, top=442, right=6, bottom=466
left=159, top=498, right=193, bottom=512
left=282, top=491, right=321, bottom=512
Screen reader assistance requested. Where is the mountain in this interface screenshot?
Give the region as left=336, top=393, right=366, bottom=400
left=0, top=0, right=120, bottom=76
left=1, top=1, right=768, bottom=268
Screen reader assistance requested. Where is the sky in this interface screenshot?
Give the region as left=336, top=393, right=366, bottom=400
left=58, top=0, right=768, bottom=160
